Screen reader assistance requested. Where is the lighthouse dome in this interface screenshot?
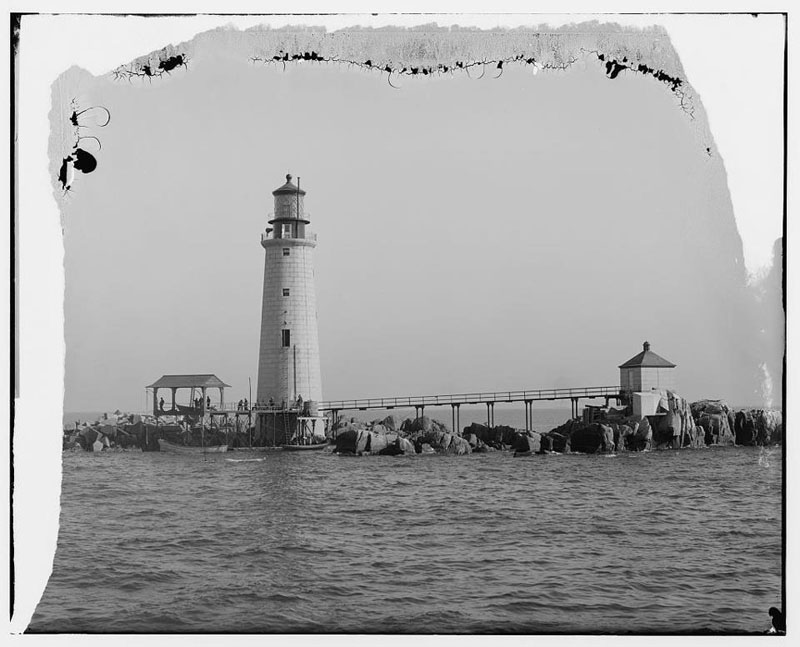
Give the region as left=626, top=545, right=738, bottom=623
left=272, top=173, right=306, bottom=196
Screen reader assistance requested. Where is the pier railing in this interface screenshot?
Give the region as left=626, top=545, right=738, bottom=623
left=319, top=385, right=622, bottom=412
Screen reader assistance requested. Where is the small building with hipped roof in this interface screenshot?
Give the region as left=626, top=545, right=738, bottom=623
left=146, top=373, right=230, bottom=417
left=619, top=341, right=676, bottom=393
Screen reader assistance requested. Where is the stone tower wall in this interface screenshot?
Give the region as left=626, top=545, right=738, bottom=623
left=256, top=236, right=322, bottom=405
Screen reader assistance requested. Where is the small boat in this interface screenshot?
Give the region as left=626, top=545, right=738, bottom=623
left=158, top=438, right=228, bottom=453
left=280, top=414, right=329, bottom=451
left=281, top=441, right=328, bottom=451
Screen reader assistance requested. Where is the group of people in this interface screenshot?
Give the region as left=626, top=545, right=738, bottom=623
left=193, top=396, right=212, bottom=410
left=238, top=395, right=307, bottom=411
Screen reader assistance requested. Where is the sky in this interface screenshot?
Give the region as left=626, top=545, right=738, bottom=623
left=56, top=32, right=782, bottom=411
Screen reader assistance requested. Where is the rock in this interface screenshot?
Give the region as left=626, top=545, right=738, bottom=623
left=545, top=431, right=569, bottom=453
left=410, top=416, right=433, bottom=433
left=397, top=437, right=416, bottom=454
left=333, top=429, right=359, bottom=454
left=568, top=423, right=607, bottom=454
left=691, top=399, right=730, bottom=417
left=381, top=415, right=398, bottom=431
left=631, top=417, right=652, bottom=451
left=513, top=431, right=542, bottom=456
left=614, top=424, right=634, bottom=451
left=422, top=429, right=449, bottom=450
left=378, top=439, right=403, bottom=456
left=367, top=431, right=388, bottom=454
left=734, top=410, right=757, bottom=446
left=371, top=423, right=388, bottom=435
left=463, top=422, right=492, bottom=443
left=696, top=412, right=735, bottom=446
left=757, top=409, right=783, bottom=444
left=334, top=429, right=390, bottom=455
left=441, top=435, right=471, bottom=455
left=81, top=427, right=100, bottom=446
left=493, top=425, right=518, bottom=446
left=599, top=424, right=615, bottom=452
left=682, top=423, right=706, bottom=448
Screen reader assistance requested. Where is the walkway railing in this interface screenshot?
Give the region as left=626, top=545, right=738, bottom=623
left=319, top=385, right=622, bottom=412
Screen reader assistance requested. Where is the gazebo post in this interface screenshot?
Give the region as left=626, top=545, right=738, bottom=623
left=219, top=386, right=224, bottom=411
left=171, top=387, right=177, bottom=412
left=153, top=388, right=159, bottom=415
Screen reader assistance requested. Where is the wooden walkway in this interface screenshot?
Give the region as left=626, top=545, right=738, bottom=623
left=319, top=385, right=622, bottom=432
left=183, top=385, right=623, bottom=434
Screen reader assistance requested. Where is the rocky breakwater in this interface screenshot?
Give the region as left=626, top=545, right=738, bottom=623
left=63, top=410, right=154, bottom=452
left=62, top=410, right=235, bottom=452
left=332, top=414, right=473, bottom=456
left=332, top=414, right=545, bottom=457
left=536, top=392, right=782, bottom=455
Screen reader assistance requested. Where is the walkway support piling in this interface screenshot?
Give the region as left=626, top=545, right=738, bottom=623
left=451, top=403, right=461, bottom=435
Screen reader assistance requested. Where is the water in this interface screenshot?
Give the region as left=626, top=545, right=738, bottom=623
left=33, top=412, right=782, bottom=634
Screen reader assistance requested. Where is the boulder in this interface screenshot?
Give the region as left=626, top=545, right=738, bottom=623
left=409, top=416, right=434, bottom=433
left=696, top=412, right=735, bottom=445
left=370, top=423, right=388, bottom=435
left=463, top=422, right=492, bottom=444
left=599, top=424, right=615, bottom=452
left=569, top=423, right=607, bottom=453
left=682, top=423, right=706, bottom=448
left=493, top=425, right=518, bottom=446
left=441, top=435, right=472, bottom=455
left=545, top=431, right=570, bottom=453
left=381, top=415, right=398, bottom=431
left=513, top=431, right=542, bottom=456
left=734, top=410, right=757, bottom=446
left=631, top=417, right=652, bottom=451
left=366, top=431, right=388, bottom=454
left=614, top=424, right=635, bottom=452
left=691, top=399, right=730, bottom=417
left=81, top=427, right=100, bottom=446
left=333, top=429, right=359, bottom=454
left=422, top=429, right=449, bottom=450
left=472, top=438, right=493, bottom=453
left=379, top=437, right=409, bottom=456
left=756, top=409, right=782, bottom=445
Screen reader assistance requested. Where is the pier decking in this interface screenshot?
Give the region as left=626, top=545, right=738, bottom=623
left=320, top=385, right=623, bottom=432
left=157, top=385, right=623, bottom=437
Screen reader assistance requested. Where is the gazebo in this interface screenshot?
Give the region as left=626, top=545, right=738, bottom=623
left=146, top=374, right=231, bottom=417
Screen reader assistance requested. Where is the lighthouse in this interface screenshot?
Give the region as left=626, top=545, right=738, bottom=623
left=256, top=174, right=322, bottom=409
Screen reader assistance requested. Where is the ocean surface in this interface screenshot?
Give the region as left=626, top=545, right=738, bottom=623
left=32, top=408, right=783, bottom=634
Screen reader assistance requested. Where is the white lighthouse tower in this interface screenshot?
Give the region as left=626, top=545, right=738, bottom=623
left=256, top=173, right=322, bottom=409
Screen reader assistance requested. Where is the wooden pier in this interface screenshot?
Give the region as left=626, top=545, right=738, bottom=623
left=319, top=385, right=623, bottom=433
left=147, top=374, right=623, bottom=443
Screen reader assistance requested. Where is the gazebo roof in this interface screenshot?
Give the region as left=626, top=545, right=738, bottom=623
left=147, top=374, right=231, bottom=389
left=619, top=342, right=676, bottom=369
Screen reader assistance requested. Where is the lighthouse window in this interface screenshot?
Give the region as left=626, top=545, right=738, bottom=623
left=282, top=248, right=290, bottom=257
left=281, top=329, right=291, bottom=347
left=282, top=288, right=290, bottom=297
